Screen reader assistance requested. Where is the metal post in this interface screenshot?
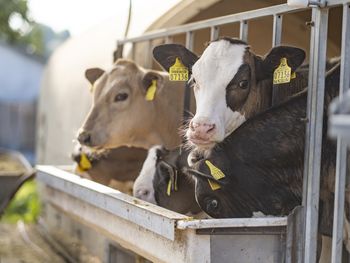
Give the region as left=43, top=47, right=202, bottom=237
left=165, top=36, right=173, bottom=44
left=272, top=14, right=283, bottom=47
left=271, top=14, right=283, bottom=106
left=331, top=4, right=350, bottom=263
left=239, top=21, right=248, bottom=42
left=210, top=26, right=219, bottom=41
left=183, top=31, right=194, bottom=121
left=144, top=40, right=152, bottom=68
left=131, top=42, right=136, bottom=61
left=303, top=6, right=329, bottom=263
left=115, top=42, right=124, bottom=59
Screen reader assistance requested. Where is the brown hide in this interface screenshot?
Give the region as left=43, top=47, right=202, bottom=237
left=73, top=146, right=147, bottom=185
left=78, top=59, right=195, bottom=150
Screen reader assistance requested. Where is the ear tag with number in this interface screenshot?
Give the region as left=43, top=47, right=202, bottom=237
left=205, top=160, right=225, bottom=191
left=273, top=57, right=292, bottom=84
left=145, top=80, right=157, bottom=101
left=169, top=57, right=189, bottom=81
left=77, top=152, right=92, bottom=173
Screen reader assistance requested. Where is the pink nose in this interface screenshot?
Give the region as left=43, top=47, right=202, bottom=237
left=190, top=120, right=216, bottom=138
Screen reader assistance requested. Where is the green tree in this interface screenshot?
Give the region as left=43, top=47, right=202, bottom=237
left=0, top=0, right=43, bottom=55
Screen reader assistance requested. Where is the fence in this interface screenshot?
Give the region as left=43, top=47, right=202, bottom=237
left=115, top=1, right=350, bottom=262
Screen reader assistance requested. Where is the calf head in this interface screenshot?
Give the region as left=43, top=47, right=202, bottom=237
left=77, top=59, right=168, bottom=149
left=154, top=38, right=305, bottom=149
left=133, top=145, right=201, bottom=215
left=186, top=154, right=240, bottom=218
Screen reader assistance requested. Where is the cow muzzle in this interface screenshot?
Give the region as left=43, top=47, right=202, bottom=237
left=134, top=188, right=156, bottom=204
left=188, top=117, right=216, bottom=146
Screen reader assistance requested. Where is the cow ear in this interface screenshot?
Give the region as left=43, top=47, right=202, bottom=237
left=85, top=68, right=105, bottom=85
left=261, top=46, right=306, bottom=78
left=142, top=71, right=165, bottom=101
left=153, top=44, right=199, bottom=72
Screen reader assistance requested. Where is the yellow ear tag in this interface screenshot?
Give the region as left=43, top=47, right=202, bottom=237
left=89, top=84, right=95, bottom=93
left=273, top=57, right=292, bottom=85
left=145, top=80, right=157, bottom=101
left=205, top=160, right=225, bottom=191
left=169, top=57, right=189, bottom=81
left=79, top=153, right=92, bottom=171
left=166, top=179, right=172, bottom=196
left=166, top=171, right=178, bottom=196
left=291, top=71, right=297, bottom=79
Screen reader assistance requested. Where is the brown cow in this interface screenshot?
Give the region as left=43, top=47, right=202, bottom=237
left=71, top=144, right=147, bottom=185
left=77, top=59, right=191, bottom=150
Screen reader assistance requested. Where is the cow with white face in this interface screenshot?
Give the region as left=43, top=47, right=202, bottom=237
left=153, top=38, right=305, bottom=150
left=77, top=59, right=189, bottom=150
left=133, top=145, right=202, bottom=215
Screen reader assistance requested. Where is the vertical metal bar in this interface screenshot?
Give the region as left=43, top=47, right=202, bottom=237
left=115, top=41, right=124, bottom=59
left=210, top=26, right=219, bottom=41
left=131, top=42, right=136, bottom=61
left=185, top=31, right=194, bottom=50
left=183, top=31, right=194, bottom=122
left=272, top=14, right=283, bottom=47
left=144, top=40, right=152, bottom=68
left=331, top=4, right=350, bottom=263
left=303, top=6, right=329, bottom=263
left=165, top=36, right=173, bottom=44
left=239, top=21, right=248, bottom=42
left=271, top=14, right=283, bottom=106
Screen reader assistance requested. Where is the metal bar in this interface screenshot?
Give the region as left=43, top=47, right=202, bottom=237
left=326, top=0, right=350, bottom=6
left=131, top=42, right=136, bottom=61
left=210, top=26, right=220, bottom=41
left=177, top=217, right=287, bottom=230
left=271, top=14, right=283, bottom=106
left=182, top=31, right=194, bottom=123
left=185, top=31, right=194, bottom=50
left=165, top=36, right=173, bottom=44
left=303, top=6, right=329, bottom=263
left=115, top=42, right=124, bottom=59
left=36, top=165, right=189, bottom=241
left=272, top=14, right=283, bottom=46
left=331, top=3, right=350, bottom=263
left=144, top=40, right=152, bottom=68
left=239, top=21, right=248, bottom=41
left=117, top=4, right=308, bottom=45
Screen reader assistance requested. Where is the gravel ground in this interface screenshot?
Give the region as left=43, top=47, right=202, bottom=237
left=0, top=222, right=66, bottom=263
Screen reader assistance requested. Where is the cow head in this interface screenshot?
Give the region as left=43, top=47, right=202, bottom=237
left=153, top=38, right=305, bottom=150
left=133, top=145, right=201, bottom=215
left=77, top=59, right=169, bottom=149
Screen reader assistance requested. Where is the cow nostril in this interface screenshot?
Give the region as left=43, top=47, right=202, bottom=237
left=207, top=124, right=216, bottom=133
left=137, top=189, right=149, bottom=197
left=78, top=131, right=91, bottom=145
left=83, top=134, right=91, bottom=144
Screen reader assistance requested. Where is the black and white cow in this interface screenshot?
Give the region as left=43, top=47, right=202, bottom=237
left=153, top=38, right=306, bottom=150
left=133, top=145, right=201, bottom=215
left=186, top=64, right=350, bottom=248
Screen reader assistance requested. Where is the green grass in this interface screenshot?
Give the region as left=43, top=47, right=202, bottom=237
left=1, top=180, right=41, bottom=223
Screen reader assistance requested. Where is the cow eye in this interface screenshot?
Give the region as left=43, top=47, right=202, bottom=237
left=114, top=93, right=128, bottom=102
left=238, top=80, right=248, bottom=89
left=206, top=199, right=219, bottom=214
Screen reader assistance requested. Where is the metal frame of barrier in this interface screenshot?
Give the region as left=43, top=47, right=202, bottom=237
left=114, top=1, right=349, bottom=262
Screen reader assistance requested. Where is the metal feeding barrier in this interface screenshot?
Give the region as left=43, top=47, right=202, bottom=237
left=33, top=1, right=350, bottom=262
left=114, top=1, right=350, bottom=262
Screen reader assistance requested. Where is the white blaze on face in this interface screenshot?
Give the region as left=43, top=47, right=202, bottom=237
left=133, top=145, right=162, bottom=204
left=188, top=40, right=247, bottom=145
